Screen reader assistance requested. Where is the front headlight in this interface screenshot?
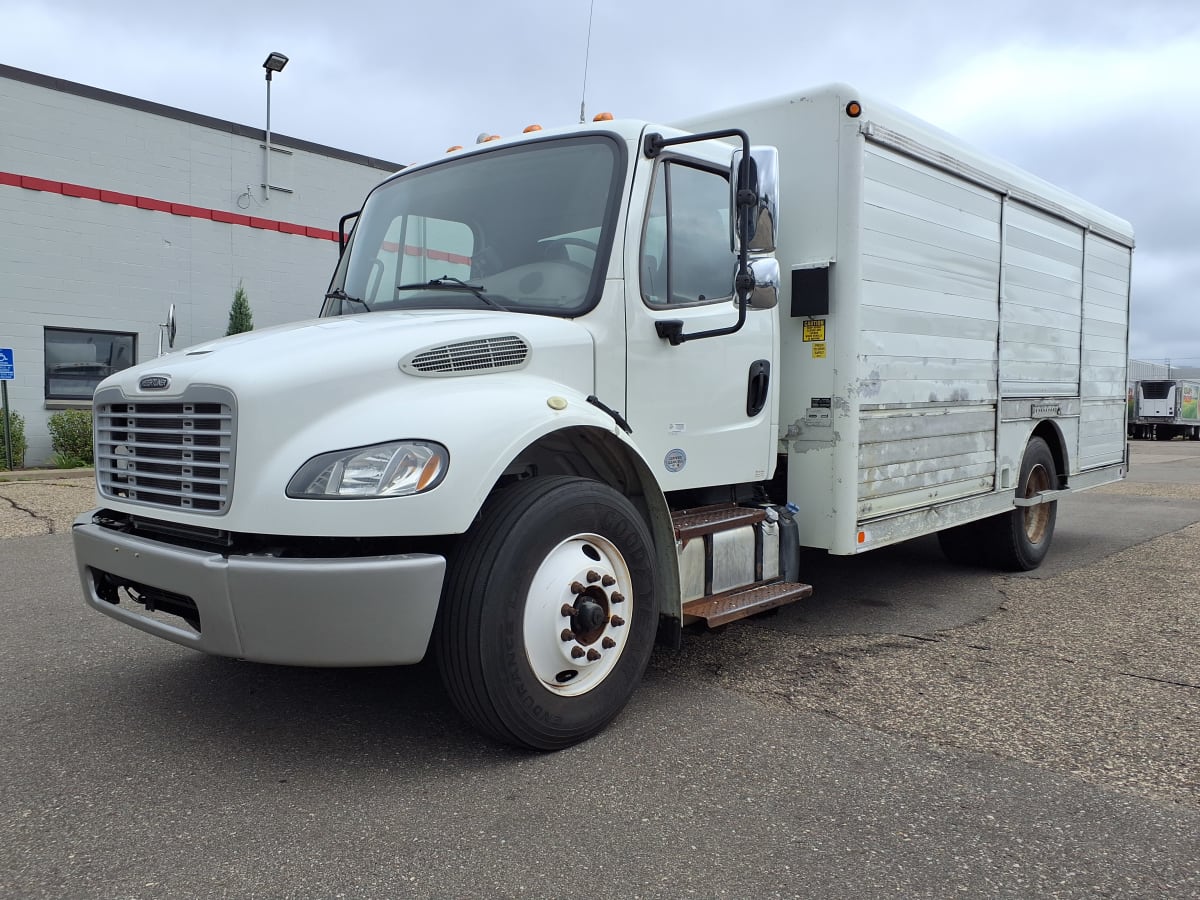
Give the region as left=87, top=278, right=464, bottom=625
left=287, top=440, right=449, bottom=499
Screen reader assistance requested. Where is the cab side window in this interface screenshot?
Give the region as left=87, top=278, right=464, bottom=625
left=640, top=162, right=735, bottom=306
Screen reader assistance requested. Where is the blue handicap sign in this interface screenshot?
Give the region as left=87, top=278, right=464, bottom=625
left=0, top=349, right=13, bottom=380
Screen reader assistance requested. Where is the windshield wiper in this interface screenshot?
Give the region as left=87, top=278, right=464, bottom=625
left=395, top=276, right=508, bottom=311
left=324, top=288, right=369, bottom=312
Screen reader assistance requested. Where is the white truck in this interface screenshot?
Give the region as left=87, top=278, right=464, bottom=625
left=73, top=84, right=1134, bottom=749
left=1129, top=379, right=1200, bottom=440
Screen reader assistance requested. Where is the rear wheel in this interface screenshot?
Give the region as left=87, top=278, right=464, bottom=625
left=435, top=476, right=658, bottom=750
left=984, top=436, right=1058, bottom=571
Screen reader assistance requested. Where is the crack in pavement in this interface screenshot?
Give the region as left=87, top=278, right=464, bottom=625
left=0, top=493, right=56, bottom=535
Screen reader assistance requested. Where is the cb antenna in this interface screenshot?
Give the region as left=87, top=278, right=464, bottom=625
left=579, top=0, right=595, bottom=123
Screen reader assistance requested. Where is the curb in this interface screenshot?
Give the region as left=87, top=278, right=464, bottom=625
left=0, top=467, right=95, bottom=483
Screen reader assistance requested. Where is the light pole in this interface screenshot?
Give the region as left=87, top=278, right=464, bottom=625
left=262, top=51, right=288, bottom=201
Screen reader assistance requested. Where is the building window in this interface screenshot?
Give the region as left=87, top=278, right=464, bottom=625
left=44, top=327, right=137, bottom=402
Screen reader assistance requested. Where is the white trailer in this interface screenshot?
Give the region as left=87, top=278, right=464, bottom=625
left=1130, top=379, right=1200, bottom=440
left=72, top=85, right=1133, bottom=749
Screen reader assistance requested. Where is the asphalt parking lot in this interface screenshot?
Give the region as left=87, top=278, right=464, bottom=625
left=1, top=442, right=1197, bottom=898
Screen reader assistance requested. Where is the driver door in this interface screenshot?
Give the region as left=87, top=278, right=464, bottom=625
left=624, top=144, right=778, bottom=492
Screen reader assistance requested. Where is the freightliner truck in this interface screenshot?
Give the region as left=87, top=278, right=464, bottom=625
left=73, top=85, right=1135, bottom=749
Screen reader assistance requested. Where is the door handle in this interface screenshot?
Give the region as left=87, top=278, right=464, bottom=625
left=746, top=359, right=770, bottom=417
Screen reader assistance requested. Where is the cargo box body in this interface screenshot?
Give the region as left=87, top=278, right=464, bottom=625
left=681, top=85, right=1134, bottom=554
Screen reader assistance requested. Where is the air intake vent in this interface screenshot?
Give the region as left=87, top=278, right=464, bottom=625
left=402, top=335, right=529, bottom=376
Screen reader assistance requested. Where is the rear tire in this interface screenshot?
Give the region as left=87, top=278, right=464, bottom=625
left=982, top=436, right=1058, bottom=571
left=435, top=476, right=658, bottom=750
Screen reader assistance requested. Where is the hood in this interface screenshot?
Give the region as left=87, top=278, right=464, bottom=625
left=101, top=309, right=597, bottom=400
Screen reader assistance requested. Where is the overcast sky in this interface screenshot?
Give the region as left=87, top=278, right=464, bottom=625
left=2, top=0, right=1197, bottom=363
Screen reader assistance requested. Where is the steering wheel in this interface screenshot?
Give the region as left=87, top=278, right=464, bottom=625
left=539, top=238, right=599, bottom=276
left=544, top=237, right=599, bottom=253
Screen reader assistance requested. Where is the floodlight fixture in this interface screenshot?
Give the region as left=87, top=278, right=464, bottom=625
left=263, top=52, right=289, bottom=80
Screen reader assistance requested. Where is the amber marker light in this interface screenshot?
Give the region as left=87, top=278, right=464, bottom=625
left=857, top=530, right=867, bottom=544
left=592, top=112, right=614, bottom=121
left=446, top=145, right=463, bottom=153
left=482, top=134, right=501, bottom=142
left=416, top=454, right=445, bottom=492
left=523, top=124, right=543, bottom=133
left=846, top=101, right=862, bottom=118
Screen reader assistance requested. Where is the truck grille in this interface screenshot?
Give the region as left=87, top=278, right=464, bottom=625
left=95, top=386, right=236, bottom=514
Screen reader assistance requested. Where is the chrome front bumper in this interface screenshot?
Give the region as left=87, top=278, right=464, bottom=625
left=72, top=512, right=446, bottom=666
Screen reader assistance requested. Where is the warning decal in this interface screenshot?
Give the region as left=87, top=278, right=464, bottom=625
left=802, top=320, right=825, bottom=342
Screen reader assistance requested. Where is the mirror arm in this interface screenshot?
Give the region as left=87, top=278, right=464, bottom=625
left=338, top=210, right=360, bottom=255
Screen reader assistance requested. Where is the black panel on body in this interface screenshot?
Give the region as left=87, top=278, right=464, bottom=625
left=791, top=265, right=829, bottom=317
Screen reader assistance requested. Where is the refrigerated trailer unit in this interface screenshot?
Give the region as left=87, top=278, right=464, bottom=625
left=73, top=85, right=1134, bottom=748
left=1131, top=379, right=1200, bottom=440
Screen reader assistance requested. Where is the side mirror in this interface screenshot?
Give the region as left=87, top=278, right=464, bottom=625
left=731, top=146, right=779, bottom=255
left=158, top=303, right=178, bottom=357
left=747, top=258, right=779, bottom=310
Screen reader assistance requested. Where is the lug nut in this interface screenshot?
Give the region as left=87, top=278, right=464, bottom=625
left=602, top=574, right=616, bottom=587
left=561, top=604, right=576, bottom=618
left=611, top=592, right=625, bottom=604
left=586, top=570, right=601, bottom=583
left=561, top=629, right=574, bottom=642
left=602, top=637, right=616, bottom=649
left=586, top=649, right=601, bottom=661
left=571, top=645, right=585, bottom=659
left=570, top=581, right=585, bottom=595
left=610, top=615, right=625, bottom=627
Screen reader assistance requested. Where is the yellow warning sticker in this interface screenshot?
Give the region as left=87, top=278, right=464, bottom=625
left=812, top=343, right=827, bottom=359
left=802, top=320, right=825, bottom=342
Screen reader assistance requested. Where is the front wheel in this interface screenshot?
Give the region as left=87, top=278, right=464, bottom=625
left=435, top=476, right=658, bottom=750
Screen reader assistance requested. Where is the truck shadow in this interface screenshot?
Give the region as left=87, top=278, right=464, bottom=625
left=85, top=650, right=524, bottom=763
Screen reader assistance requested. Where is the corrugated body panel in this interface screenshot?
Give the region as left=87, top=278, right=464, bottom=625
left=860, top=407, right=996, bottom=442
left=858, top=406, right=996, bottom=519
left=861, top=237, right=998, bottom=299
left=1078, top=400, right=1126, bottom=468
left=1080, top=235, right=1131, bottom=460
left=857, top=146, right=999, bottom=511
left=861, top=279, right=997, bottom=321
left=1001, top=203, right=1083, bottom=397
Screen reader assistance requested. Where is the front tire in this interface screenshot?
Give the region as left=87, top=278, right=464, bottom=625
left=435, top=476, right=658, bottom=750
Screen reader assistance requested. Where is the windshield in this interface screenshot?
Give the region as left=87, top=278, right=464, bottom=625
left=324, top=135, right=625, bottom=317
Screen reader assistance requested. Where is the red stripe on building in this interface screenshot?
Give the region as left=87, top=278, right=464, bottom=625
left=1, top=170, right=337, bottom=242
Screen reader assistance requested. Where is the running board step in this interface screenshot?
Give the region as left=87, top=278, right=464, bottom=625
left=672, top=503, right=766, bottom=541
left=682, top=581, right=813, bottom=628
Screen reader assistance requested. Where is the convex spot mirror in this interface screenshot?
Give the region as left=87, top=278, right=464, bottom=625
left=730, top=146, right=779, bottom=255
left=747, top=257, right=779, bottom=310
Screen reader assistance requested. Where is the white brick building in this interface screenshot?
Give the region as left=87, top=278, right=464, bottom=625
left=0, top=64, right=402, bottom=465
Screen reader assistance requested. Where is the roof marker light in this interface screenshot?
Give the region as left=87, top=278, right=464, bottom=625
left=592, top=112, right=614, bottom=122
left=446, top=145, right=463, bottom=153
left=846, top=101, right=862, bottom=118
left=523, top=124, right=543, bottom=133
